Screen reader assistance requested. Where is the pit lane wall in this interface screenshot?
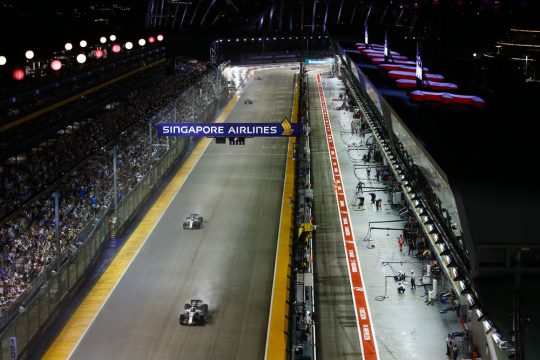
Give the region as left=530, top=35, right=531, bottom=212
left=0, top=67, right=231, bottom=360
left=290, top=65, right=317, bottom=359
left=265, top=71, right=303, bottom=360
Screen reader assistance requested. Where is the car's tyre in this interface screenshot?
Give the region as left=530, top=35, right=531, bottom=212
left=197, top=216, right=203, bottom=223
left=179, top=314, right=186, bottom=324
left=202, top=304, right=208, bottom=313
left=199, top=315, right=205, bottom=325
left=184, top=303, right=191, bottom=310
left=183, top=223, right=188, bottom=229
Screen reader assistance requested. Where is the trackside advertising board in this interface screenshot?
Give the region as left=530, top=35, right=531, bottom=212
left=157, top=118, right=301, bottom=137
left=304, top=58, right=334, bottom=65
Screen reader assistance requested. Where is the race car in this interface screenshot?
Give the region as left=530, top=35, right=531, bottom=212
left=183, top=213, right=203, bottom=229
left=179, top=300, right=208, bottom=326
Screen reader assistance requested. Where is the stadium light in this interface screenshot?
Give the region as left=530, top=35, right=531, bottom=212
left=110, top=34, right=117, bottom=41
left=65, top=42, right=73, bottom=51
left=157, top=34, right=164, bottom=41
left=125, top=41, right=133, bottom=50
left=0, top=55, right=6, bottom=66
left=76, top=54, right=87, bottom=64
left=80, top=40, right=88, bottom=48
left=100, top=36, right=107, bottom=44
left=139, top=38, right=146, bottom=46
left=112, top=44, right=121, bottom=53
left=94, top=49, right=104, bottom=58
left=50, top=59, right=62, bottom=71
left=25, top=50, right=35, bottom=60
left=12, top=68, right=25, bottom=80
left=148, top=36, right=155, bottom=43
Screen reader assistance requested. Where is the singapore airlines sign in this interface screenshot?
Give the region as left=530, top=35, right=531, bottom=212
left=157, top=118, right=300, bottom=137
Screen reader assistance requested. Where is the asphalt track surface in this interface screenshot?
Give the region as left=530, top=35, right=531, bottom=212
left=70, top=67, right=295, bottom=360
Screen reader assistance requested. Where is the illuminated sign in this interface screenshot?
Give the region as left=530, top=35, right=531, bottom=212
left=157, top=118, right=301, bottom=137
left=416, top=44, right=423, bottom=82
left=304, top=58, right=334, bottom=65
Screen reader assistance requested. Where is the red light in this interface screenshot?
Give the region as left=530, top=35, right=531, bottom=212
left=94, top=49, right=104, bottom=58
left=50, top=59, right=62, bottom=71
left=12, top=68, right=25, bottom=81
left=112, top=44, right=121, bottom=53
left=148, top=36, right=155, bottom=43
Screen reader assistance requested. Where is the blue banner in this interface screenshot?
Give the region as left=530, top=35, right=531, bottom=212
left=157, top=119, right=301, bottom=137
left=304, top=58, right=334, bottom=65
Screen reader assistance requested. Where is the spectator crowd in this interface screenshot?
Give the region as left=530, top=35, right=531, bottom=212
left=0, top=61, right=227, bottom=313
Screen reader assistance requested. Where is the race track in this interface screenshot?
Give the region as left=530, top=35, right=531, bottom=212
left=70, top=67, right=296, bottom=360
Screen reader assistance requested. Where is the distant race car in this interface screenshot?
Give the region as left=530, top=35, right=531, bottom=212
left=183, top=213, right=203, bottom=229
left=244, top=99, right=253, bottom=105
left=179, top=300, right=208, bottom=326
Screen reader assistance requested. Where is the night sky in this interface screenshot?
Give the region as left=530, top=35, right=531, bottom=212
left=1, top=0, right=539, bottom=73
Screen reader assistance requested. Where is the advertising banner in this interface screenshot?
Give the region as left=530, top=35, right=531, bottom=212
left=304, top=58, right=334, bottom=65
left=157, top=118, right=301, bottom=137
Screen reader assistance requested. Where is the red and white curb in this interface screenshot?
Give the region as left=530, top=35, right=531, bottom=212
left=316, top=73, right=379, bottom=360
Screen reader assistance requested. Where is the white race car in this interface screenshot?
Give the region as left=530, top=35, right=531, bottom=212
left=183, top=213, right=203, bottom=229
left=179, top=300, right=208, bottom=326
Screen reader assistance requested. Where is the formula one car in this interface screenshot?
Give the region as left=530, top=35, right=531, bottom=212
left=179, top=300, right=208, bottom=326
left=183, top=213, right=203, bottom=229
left=244, top=99, right=253, bottom=105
